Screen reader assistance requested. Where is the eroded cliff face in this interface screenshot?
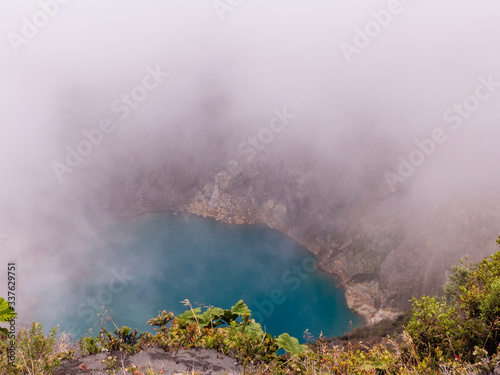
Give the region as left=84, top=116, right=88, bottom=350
left=108, top=148, right=500, bottom=324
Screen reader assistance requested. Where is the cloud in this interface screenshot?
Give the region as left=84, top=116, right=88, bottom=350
left=1, top=0, right=499, bottom=324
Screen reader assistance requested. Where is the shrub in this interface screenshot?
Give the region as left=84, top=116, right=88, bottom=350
left=406, top=236, right=500, bottom=363
left=145, top=299, right=282, bottom=364
left=16, top=322, right=74, bottom=375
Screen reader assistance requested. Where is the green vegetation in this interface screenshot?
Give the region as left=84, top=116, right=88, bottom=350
left=2, top=236, right=500, bottom=374
left=0, top=322, right=74, bottom=375
left=79, top=325, right=143, bottom=356
left=0, top=298, right=16, bottom=336
left=143, top=299, right=281, bottom=363
left=16, top=323, right=74, bottom=374
left=405, top=236, right=500, bottom=371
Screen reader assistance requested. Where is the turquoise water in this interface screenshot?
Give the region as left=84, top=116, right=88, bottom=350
left=42, top=213, right=361, bottom=341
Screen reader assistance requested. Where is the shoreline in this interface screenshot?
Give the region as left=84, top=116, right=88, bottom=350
left=116, top=202, right=400, bottom=326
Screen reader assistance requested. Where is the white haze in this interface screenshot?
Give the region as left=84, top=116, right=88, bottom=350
left=0, top=0, right=500, bottom=324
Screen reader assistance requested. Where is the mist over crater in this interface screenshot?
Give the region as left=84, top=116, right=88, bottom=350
left=1, top=0, right=500, bottom=326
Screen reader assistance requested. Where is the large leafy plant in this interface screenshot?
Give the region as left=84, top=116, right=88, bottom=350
left=277, top=333, right=306, bottom=355
left=0, top=297, right=16, bottom=336
left=145, top=299, right=289, bottom=363
left=175, top=299, right=262, bottom=335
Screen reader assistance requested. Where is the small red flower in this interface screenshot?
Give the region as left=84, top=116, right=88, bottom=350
left=323, top=358, right=327, bottom=362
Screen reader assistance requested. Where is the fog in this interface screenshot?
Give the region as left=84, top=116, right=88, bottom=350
left=1, top=0, right=500, bottom=326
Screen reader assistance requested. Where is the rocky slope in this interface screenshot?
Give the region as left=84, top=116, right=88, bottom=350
left=106, top=144, right=500, bottom=324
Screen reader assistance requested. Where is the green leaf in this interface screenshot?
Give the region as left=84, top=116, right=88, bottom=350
left=221, top=310, right=238, bottom=324
left=198, top=307, right=225, bottom=328
left=205, top=307, right=224, bottom=318
left=243, top=319, right=265, bottom=338
left=176, top=307, right=201, bottom=326
left=277, top=333, right=305, bottom=355
left=0, top=297, right=16, bottom=322
left=0, top=327, right=8, bottom=336
left=230, top=300, right=251, bottom=316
